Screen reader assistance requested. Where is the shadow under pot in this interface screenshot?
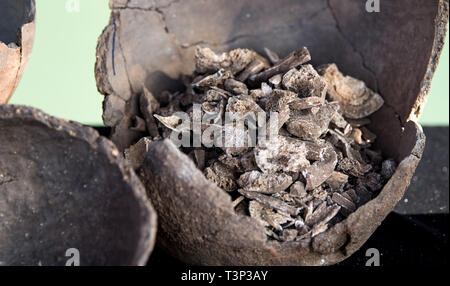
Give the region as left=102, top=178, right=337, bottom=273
left=0, top=105, right=157, bottom=266
left=94, top=0, right=448, bottom=265
left=0, top=0, right=36, bottom=104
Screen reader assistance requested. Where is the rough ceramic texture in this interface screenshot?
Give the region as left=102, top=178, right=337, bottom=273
left=140, top=129, right=423, bottom=265
left=95, top=0, right=448, bottom=265
left=0, top=105, right=157, bottom=266
left=0, top=0, right=36, bottom=104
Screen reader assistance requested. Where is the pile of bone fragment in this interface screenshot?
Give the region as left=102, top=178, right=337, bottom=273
left=133, top=46, right=397, bottom=242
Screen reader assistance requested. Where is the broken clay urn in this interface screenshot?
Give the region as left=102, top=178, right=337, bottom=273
left=95, top=0, right=449, bottom=265
left=0, top=0, right=36, bottom=104
left=0, top=105, right=156, bottom=266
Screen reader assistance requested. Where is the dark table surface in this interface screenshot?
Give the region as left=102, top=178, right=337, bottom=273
left=96, top=126, right=449, bottom=266
left=394, top=127, right=449, bottom=215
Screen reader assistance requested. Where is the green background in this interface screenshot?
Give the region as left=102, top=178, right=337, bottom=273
left=10, top=0, right=450, bottom=126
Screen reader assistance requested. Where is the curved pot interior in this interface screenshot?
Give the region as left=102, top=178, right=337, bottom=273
left=98, top=0, right=448, bottom=160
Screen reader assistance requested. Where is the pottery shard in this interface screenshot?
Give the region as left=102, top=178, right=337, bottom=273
left=286, top=102, right=340, bottom=140
left=282, top=65, right=328, bottom=99
left=102, top=94, right=126, bottom=127
left=204, top=161, right=237, bottom=192
left=318, top=64, right=384, bottom=119
left=237, top=171, right=293, bottom=194
left=325, top=171, right=349, bottom=190
left=254, top=135, right=310, bottom=173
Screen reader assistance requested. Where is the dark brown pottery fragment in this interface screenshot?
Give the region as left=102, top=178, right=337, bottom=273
left=0, top=105, right=157, bottom=266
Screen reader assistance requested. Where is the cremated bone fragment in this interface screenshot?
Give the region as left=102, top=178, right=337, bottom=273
left=249, top=47, right=311, bottom=85
left=132, top=44, right=398, bottom=256
left=238, top=171, right=292, bottom=194
left=318, top=64, right=384, bottom=119
left=140, top=88, right=161, bottom=137
left=134, top=44, right=401, bottom=248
